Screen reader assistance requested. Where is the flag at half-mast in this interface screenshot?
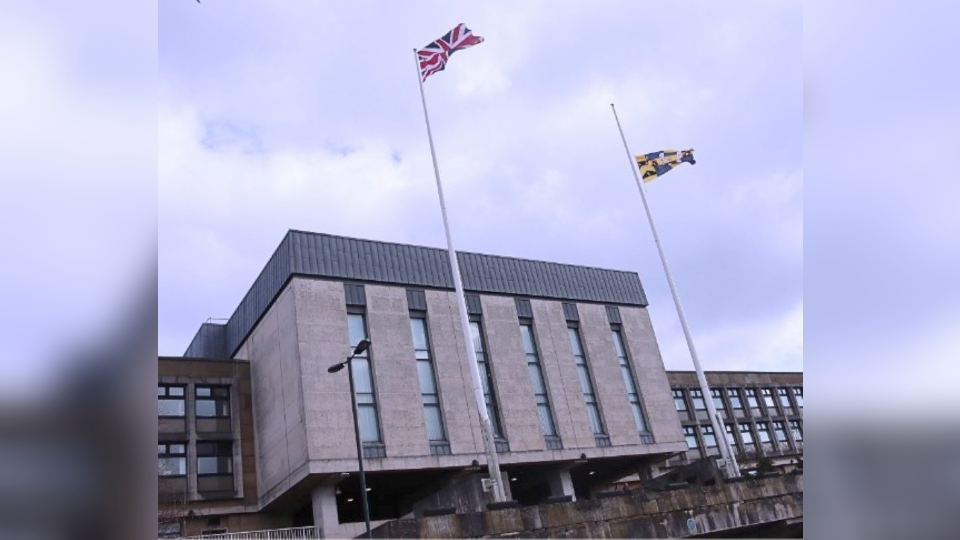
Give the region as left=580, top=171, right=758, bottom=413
left=417, top=23, right=484, bottom=81
left=635, top=149, right=696, bottom=183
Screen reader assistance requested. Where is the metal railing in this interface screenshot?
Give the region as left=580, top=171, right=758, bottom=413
left=178, top=526, right=320, bottom=539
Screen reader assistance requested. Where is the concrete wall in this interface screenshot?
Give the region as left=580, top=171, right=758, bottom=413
left=291, top=278, right=356, bottom=468
left=480, top=295, right=543, bottom=452
left=233, top=284, right=309, bottom=506
left=530, top=299, right=595, bottom=450
left=367, top=284, right=430, bottom=458
left=371, top=473, right=804, bottom=539
left=620, top=306, right=685, bottom=447
left=425, top=289, right=483, bottom=456
left=577, top=303, right=639, bottom=447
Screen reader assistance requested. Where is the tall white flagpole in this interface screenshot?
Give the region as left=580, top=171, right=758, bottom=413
left=412, top=49, right=506, bottom=502
left=610, top=103, right=740, bottom=479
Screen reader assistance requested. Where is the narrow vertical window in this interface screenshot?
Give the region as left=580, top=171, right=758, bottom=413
left=520, top=323, right=559, bottom=446
left=745, top=388, right=759, bottom=409
left=701, top=425, right=718, bottom=448
left=673, top=389, right=688, bottom=411
left=711, top=388, right=725, bottom=411
left=568, top=326, right=605, bottom=436
left=410, top=316, right=445, bottom=442
left=789, top=420, right=803, bottom=441
left=778, top=387, right=792, bottom=410
left=761, top=388, right=776, bottom=408
left=773, top=421, right=788, bottom=442
left=471, top=320, right=504, bottom=439
left=724, top=424, right=737, bottom=446
left=690, top=389, right=706, bottom=411
left=739, top=423, right=755, bottom=446
left=757, top=422, right=772, bottom=443
left=727, top=388, right=743, bottom=409
left=793, top=387, right=803, bottom=408
left=683, top=426, right=699, bottom=449
left=612, top=328, right=649, bottom=434
left=348, top=312, right=381, bottom=443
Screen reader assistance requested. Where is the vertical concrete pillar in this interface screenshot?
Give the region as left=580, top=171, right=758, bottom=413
left=311, top=484, right=339, bottom=538
left=545, top=469, right=576, bottom=501
left=500, top=470, right=513, bottom=501
left=185, top=381, right=198, bottom=498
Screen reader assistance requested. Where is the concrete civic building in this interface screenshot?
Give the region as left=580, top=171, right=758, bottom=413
left=160, top=229, right=704, bottom=537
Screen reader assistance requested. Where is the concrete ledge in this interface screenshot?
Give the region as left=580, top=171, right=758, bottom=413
left=421, top=506, right=456, bottom=517
left=370, top=473, right=803, bottom=539
left=486, top=500, right=521, bottom=511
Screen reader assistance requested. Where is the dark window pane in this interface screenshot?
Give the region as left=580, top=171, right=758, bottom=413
left=487, top=405, right=502, bottom=437
left=198, top=456, right=232, bottom=475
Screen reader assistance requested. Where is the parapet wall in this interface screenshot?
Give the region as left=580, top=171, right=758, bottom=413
left=371, top=473, right=803, bottom=538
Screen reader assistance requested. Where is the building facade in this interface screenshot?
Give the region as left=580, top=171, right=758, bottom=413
left=659, top=371, right=803, bottom=476
left=160, top=230, right=689, bottom=537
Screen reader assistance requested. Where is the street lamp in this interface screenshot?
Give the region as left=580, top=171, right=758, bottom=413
left=328, top=338, right=373, bottom=539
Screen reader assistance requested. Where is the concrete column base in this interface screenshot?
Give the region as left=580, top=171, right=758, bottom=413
left=545, top=468, right=576, bottom=501
left=311, top=484, right=339, bottom=538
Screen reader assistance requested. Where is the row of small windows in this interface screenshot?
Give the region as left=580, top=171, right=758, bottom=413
left=346, top=293, right=652, bottom=453
left=158, top=385, right=230, bottom=418
left=672, top=386, right=802, bottom=413
left=683, top=420, right=803, bottom=451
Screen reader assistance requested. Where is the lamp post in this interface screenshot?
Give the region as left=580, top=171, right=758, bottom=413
left=328, top=338, right=373, bottom=539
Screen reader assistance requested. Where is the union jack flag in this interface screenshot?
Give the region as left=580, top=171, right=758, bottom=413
left=417, top=24, right=484, bottom=82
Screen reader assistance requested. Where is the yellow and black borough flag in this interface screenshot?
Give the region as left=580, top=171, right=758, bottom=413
left=635, top=149, right=696, bottom=183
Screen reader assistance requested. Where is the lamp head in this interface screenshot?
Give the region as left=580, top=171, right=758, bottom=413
left=352, top=339, right=371, bottom=356
left=327, top=363, right=345, bottom=374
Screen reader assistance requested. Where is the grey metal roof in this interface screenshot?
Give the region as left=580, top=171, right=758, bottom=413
left=184, top=230, right=648, bottom=359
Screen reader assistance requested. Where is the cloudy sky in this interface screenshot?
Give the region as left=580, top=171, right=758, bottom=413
left=158, top=0, right=802, bottom=372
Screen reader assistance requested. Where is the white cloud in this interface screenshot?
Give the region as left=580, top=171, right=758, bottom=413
left=658, top=300, right=803, bottom=373
left=158, top=1, right=803, bottom=360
